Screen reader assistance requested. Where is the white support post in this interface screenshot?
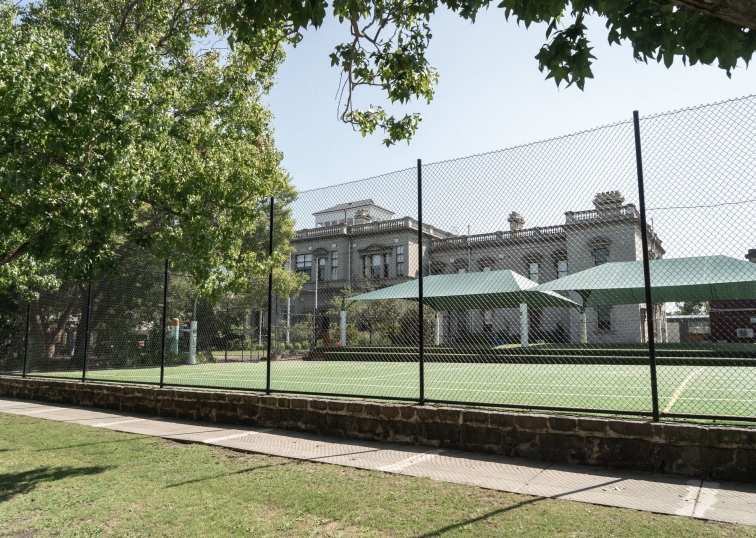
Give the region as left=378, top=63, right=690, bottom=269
left=188, top=321, right=198, bottom=365
left=340, top=310, right=347, bottom=347
left=286, top=297, right=291, bottom=344
left=520, top=303, right=529, bottom=348
left=258, top=310, right=263, bottom=346
left=580, top=308, right=588, bottom=344
left=662, top=310, right=668, bottom=343
left=435, top=313, right=441, bottom=345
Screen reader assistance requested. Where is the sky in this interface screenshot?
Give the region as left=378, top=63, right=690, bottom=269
left=263, top=7, right=756, bottom=193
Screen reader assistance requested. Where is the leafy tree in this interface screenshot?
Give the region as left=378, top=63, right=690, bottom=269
left=328, top=286, right=436, bottom=346
left=221, top=0, right=756, bottom=145
left=675, top=301, right=709, bottom=315
left=0, top=0, right=294, bottom=297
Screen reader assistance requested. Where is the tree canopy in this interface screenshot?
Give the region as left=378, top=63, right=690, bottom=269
left=220, top=0, right=756, bottom=145
left=0, top=0, right=297, bottom=297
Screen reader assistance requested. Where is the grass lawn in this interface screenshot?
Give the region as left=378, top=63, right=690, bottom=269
left=26, top=358, right=756, bottom=419
left=1, top=414, right=755, bottom=537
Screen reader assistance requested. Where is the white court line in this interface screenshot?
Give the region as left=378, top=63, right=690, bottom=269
left=21, top=407, right=63, bottom=414
left=203, top=431, right=266, bottom=444
left=94, top=419, right=147, bottom=427
left=663, top=367, right=705, bottom=413
left=670, top=396, right=756, bottom=403
left=694, top=481, right=720, bottom=519
left=674, top=479, right=702, bottom=516
left=378, top=449, right=444, bottom=472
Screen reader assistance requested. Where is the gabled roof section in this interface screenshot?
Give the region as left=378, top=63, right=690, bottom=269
left=312, top=199, right=395, bottom=216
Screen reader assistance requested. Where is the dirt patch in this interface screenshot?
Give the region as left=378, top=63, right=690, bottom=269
left=0, top=530, right=39, bottom=538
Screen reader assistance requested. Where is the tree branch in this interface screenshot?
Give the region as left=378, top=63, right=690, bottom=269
left=113, top=0, right=140, bottom=41
left=0, top=243, right=29, bottom=267
left=674, top=0, right=756, bottom=29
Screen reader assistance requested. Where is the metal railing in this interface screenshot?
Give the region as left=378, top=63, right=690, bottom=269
left=3, top=95, right=756, bottom=425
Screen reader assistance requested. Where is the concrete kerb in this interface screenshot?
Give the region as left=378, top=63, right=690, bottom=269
left=1, top=376, right=755, bottom=483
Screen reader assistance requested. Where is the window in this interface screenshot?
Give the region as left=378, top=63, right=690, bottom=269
left=529, top=262, right=539, bottom=283
left=483, top=310, right=493, bottom=332
left=317, top=257, right=326, bottom=281
left=362, top=254, right=387, bottom=278
left=689, top=320, right=710, bottom=335
left=396, top=246, right=405, bottom=276
left=331, top=253, right=338, bottom=280
left=597, top=306, right=611, bottom=331
left=295, top=254, right=312, bottom=277
left=371, top=254, right=383, bottom=278
left=594, top=248, right=608, bottom=266
left=556, top=260, right=568, bottom=279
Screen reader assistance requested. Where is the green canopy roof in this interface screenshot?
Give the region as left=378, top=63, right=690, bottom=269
left=345, top=270, right=579, bottom=311
left=533, top=255, right=756, bottom=306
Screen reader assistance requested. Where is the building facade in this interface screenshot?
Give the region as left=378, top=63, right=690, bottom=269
left=710, top=249, right=756, bottom=343
left=288, top=193, right=666, bottom=344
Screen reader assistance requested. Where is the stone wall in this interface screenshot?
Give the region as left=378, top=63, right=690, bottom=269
left=2, top=376, right=755, bottom=483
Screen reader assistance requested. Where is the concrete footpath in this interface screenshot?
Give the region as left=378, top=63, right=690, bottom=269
left=2, top=397, right=755, bottom=527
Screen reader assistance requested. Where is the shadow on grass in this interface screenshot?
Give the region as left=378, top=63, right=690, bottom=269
left=414, top=477, right=627, bottom=537
left=35, top=438, right=140, bottom=452
left=0, top=466, right=111, bottom=502
left=413, top=497, right=545, bottom=537
left=166, top=461, right=294, bottom=488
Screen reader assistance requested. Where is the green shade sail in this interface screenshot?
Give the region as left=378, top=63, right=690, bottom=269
left=345, top=270, right=579, bottom=311
left=533, top=255, right=756, bottom=306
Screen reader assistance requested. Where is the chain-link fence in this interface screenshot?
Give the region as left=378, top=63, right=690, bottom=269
left=3, top=95, right=755, bottom=423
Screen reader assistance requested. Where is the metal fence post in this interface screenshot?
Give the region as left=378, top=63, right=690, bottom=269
left=633, top=111, right=660, bottom=422
left=81, top=282, right=92, bottom=381
left=22, top=299, right=31, bottom=378
left=266, top=196, right=274, bottom=395
left=160, top=259, right=169, bottom=388
left=417, top=159, right=425, bottom=405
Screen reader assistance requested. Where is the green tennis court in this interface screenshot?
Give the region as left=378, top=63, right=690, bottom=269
left=26, top=343, right=756, bottom=419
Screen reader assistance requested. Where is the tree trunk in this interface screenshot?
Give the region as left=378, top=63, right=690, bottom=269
left=46, top=298, right=79, bottom=358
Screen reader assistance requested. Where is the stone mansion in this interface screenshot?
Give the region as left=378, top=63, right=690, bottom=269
left=288, top=192, right=666, bottom=344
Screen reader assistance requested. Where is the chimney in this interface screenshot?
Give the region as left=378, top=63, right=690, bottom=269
left=593, top=191, right=625, bottom=210
left=508, top=212, right=524, bottom=232
left=354, top=208, right=372, bottom=225
left=746, top=249, right=756, bottom=263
